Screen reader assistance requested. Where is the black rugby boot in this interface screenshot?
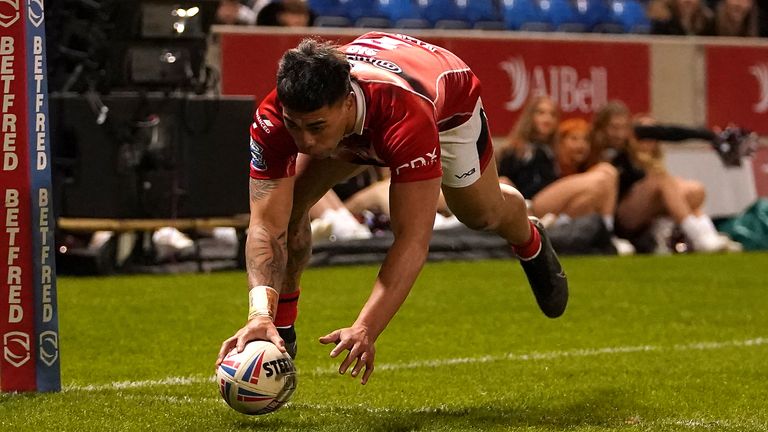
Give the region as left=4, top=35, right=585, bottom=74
left=518, top=217, right=569, bottom=318
left=277, top=325, right=298, bottom=359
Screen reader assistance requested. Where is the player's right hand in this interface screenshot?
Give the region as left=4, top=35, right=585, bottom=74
left=215, top=316, right=286, bottom=368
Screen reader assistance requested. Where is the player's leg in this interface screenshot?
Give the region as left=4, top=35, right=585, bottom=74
left=531, top=162, right=618, bottom=221
left=276, top=154, right=367, bottom=357
left=440, top=101, right=567, bottom=318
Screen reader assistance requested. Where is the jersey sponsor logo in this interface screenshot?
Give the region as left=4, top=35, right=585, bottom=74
left=0, top=0, right=20, bottom=28
left=749, top=63, right=768, bottom=114
left=3, top=331, right=30, bottom=368
left=254, top=111, right=273, bottom=134
left=394, top=147, right=439, bottom=176
left=347, top=54, right=402, bottom=74
left=500, top=57, right=608, bottom=114
left=39, top=331, right=58, bottom=367
left=250, top=138, right=267, bottom=171
left=393, top=34, right=438, bottom=52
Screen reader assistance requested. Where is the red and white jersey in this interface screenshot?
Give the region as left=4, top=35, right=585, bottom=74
left=249, top=32, right=482, bottom=183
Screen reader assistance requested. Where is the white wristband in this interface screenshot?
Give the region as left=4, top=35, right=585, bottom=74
left=248, top=285, right=278, bottom=320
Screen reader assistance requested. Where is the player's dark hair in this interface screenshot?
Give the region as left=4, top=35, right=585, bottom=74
left=277, top=38, right=351, bottom=112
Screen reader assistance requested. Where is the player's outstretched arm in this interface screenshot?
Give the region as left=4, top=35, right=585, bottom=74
left=216, top=177, right=295, bottom=367
left=319, top=177, right=442, bottom=384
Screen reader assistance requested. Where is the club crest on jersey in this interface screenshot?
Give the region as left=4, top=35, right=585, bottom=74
left=250, top=138, right=267, bottom=171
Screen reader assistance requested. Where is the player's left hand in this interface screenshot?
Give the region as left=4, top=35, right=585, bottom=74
left=319, top=325, right=375, bottom=385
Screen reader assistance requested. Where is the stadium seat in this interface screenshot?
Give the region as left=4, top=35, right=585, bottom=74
left=571, top=0, right=609, bottom=30
left=538, top=0, right=579, bottom=29
left=377, top=0, right=420, bottom=22
left=452, top=0, right=499, bottom=23
left=474, top=20, right=506, bottom=30
left=395, top=18, right=432, bottom=29
left=605, top=0, right=649, bottom=33
left=339, top=0, right=385, bottom=21
left=557, top=22, right=587, bottom=32
left=354, top=17, right=392, bottom=28
left=434, top=19, right=471, bottom=29
left=501, top=0, right=542, bottom=30
left=313, top=15, right=352, bottom=27
left=519, top=21, right=554, bottom=32
left=308, top=0, right=341, bottom=16
left=416, top=0, right=460, bottom=25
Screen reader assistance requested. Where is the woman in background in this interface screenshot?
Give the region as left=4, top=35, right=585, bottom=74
left=588, top=102, right=736, bottom=252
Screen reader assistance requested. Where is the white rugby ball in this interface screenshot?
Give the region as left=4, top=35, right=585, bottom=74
left=216, top=340, right=297, bottom=415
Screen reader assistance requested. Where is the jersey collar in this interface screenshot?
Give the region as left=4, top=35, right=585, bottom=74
left=350, top=80, right=366, bottom=136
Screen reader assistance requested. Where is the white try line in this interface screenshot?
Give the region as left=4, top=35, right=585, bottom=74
left=63, top=336, right=767, bottom=392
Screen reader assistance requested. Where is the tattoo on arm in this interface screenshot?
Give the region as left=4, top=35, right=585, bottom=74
left=249, top=178, right=279, bottom=202
left=246, top=226, right=287, bottom=290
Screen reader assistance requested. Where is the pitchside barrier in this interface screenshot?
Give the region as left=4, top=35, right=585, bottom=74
left=0, top=1, right=60, bottom=392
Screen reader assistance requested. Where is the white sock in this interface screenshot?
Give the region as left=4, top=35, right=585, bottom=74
left=602, top=215, right=614, bottom=232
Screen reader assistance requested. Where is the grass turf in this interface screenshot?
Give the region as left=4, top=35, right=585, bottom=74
left=1, top=253, right=767, bottom=431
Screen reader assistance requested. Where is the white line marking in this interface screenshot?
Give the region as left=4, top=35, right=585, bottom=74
left=63, top=337, right=767, bottom=392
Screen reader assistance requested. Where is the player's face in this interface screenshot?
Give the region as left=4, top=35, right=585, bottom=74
left=532, top=100, right=557, bottom=140
left=282, top=95, right=354, bottom=159
left=559, top=130, right=590, bottom=165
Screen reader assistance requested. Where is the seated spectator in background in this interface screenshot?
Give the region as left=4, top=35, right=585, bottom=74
left=309, top=190, right=372, bottom=242
left=497, top=96, right=559, bottom=200
left=498, top=99, right=631, bottom=254
left=216, top=0, right=259, bottom=25
left=714, top=0, right=759, bottom=36
left=588, top=102, right=737, bottom=253
left=257, top=0, right=314, bottom=26
left=532, top=119, right=623, bottom=244
left=216, top=0, right=312, bottom=26
left=650, top=0, right=715, bottom=35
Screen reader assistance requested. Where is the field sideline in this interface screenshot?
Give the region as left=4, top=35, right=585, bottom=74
left=1, top=253, right=767, bottom=431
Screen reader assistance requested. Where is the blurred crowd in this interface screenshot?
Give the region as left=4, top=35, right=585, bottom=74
left=216, top=0, right=767, bottom=37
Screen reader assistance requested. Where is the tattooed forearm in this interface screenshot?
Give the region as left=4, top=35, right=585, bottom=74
left=246, top=225, right=287, bottom=290
left=249, top=178, right=279, bottom=202
left=284, top=214, right=312, bottom=290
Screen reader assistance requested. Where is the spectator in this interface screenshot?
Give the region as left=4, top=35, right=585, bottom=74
left=588, top=102, right=736, bottom=253
left=498, top=100, right=632, bottom=254
left=714, top=0, right=759, bottom=36
left=309, top=190, right=373, bottom=242
left=497, top=96, right=559, bottom=201
left=216, top=0, right=259, bottom=25
left=257, top=0, right=314, bottom=26
left=650, top=0, right=715, bottom=35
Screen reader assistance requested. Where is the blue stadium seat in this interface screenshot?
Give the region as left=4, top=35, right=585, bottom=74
left=571, top=0, right=609, bottom=31
left=314, top=15, right=352, bottom=27
left=501, top=0, right=541, bottom=30
left=354, top=16, right=392, bottom=28
left=395, top=18, right=432, bottom=29
left=377, top=0, right=420, bottom=22
left=606, top=0, right=649, bottom=33
left=338, top=0, right=385, bottom=21
left=539, top=0, right=577, bottom=29
left=308, top=0, right=341, bottom=16
left=435, top=19, right=471, bottom=29
left=416, top=0, right=460, bottom=24
left=452, top=0, right=499, bottom=23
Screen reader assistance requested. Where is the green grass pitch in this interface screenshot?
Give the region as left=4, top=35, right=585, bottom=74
left=2, top=253, right=767, bottom=431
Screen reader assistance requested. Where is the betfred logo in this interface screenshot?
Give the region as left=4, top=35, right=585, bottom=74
left=500, top=57, right=608, bottom=114
left=27, top=0, right=43, bottom=27
left=749, top=63, right=768, bottom=114
left=39, top=331, right=58, bottom=367
left=3, top=331, right=31, bottom=367
left=0, top=0, right=20, bottom=28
